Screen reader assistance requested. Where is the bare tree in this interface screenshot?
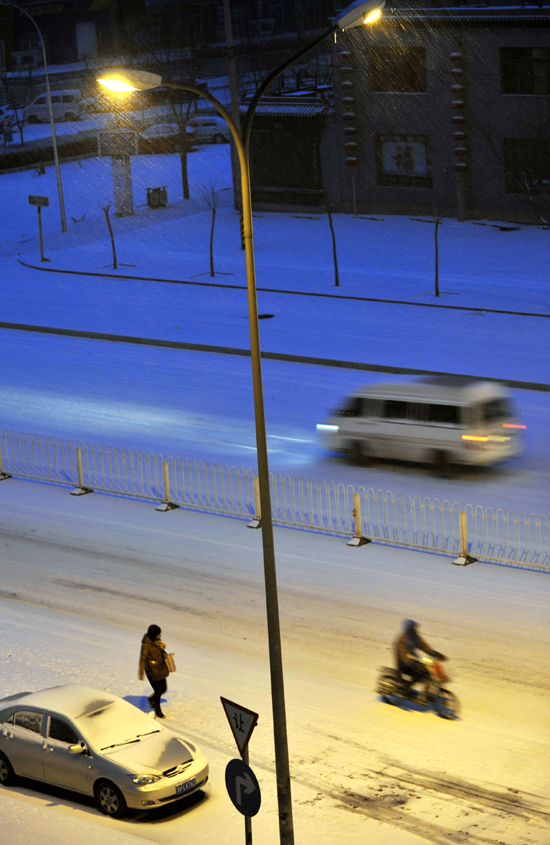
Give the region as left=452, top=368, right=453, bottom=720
left=198, top=179, right=230, bottom=277
left=98, top=201, right=117, bottom=269
left=325, top=202, right=340, bottom=287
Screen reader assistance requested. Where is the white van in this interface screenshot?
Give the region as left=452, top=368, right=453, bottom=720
left=187, top=115, right=229, bottom=144
left=317, top=377, right=525, bottom=474
left=24, top=89, right=83, bottom=123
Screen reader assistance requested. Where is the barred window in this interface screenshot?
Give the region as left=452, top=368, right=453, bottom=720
left=501, top=48, right=550, bottom=95
left=370, top=46, right=427, bottom=93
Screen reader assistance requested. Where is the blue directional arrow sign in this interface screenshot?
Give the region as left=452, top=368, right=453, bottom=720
left=225, top=758, right=261, bottom=817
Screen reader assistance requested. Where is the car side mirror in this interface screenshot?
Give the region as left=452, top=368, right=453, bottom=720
left=68, top=742, right=87, bottom=755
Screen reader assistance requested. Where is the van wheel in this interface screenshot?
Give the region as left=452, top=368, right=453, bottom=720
left=27, top=115, right=38, bottom=124
left=213, top=133, right=225, bottom=144
left=353, top=440, right=372, bottom=466
left=65, top=112, right=78, bottom=121
left=433, top=450, right=453, bottom=478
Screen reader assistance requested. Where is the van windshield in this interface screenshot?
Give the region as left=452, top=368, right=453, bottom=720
left=480, top=398, right=512, bottom=423
left=334, top=396, right=362, bottom=417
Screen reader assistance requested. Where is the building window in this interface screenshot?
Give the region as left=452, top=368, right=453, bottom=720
left=501, top=48, right=550, bottom=95
left=375, top=134, right=432, bottom=188
left=504, top=138, right=550, bottom=194
left=370, top=46, right=427, bottom=93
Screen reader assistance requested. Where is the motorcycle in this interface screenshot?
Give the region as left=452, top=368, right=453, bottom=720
left=376, top=655, right=460, bottom=719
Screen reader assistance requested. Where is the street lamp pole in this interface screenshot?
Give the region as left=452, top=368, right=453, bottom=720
left=97, top=7, right=383, bottom=841
left=1, top=1, right=67, bottom=232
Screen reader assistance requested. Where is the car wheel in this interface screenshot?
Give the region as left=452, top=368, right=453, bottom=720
left=64, top=112, right=78, bottom=122
left=95, top=780, right=128, bottom=818
left=0, top=751, right=16, bottom=786
left=213, top=133, right=225, bottom=144
left=27, top=115, right=38, bottom=124
left=353, top=440, right=372, bottom=466
left=433, top=450, right=453, bottom=478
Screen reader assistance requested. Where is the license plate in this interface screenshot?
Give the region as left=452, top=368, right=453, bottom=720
left=176, top=778, right=196, bottom=795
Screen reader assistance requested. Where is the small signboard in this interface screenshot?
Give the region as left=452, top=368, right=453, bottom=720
left=225, top=758, right=261, bottom=817
left=221, top=697, right=258, bottom=758
left=98, top=130, right=138, bottom=157
left=28, top=195, right=49, bottom=207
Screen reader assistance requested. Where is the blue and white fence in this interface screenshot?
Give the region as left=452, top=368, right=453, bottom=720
left=0, top=429, right=548, bottom=572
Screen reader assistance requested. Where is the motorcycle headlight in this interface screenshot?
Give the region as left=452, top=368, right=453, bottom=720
left=127, top=773, right=162, bottom=786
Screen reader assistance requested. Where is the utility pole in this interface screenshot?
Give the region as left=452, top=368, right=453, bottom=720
left=222, top=0, right=243, bottom=214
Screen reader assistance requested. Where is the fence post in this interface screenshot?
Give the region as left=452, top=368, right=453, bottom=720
left=347, top=492, right=371, bottom=547
left=155, top=460, right=179, bottom=511
left=247, top=476, right=262, bottom=528
left=0, top=439, right=12, bottom=481
left=452, top=510, right=477, bottom=565
left=70, top=447, right=93, bottom=496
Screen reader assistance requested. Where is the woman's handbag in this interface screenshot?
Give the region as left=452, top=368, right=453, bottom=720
left=165, top=653, right=176, bottom=673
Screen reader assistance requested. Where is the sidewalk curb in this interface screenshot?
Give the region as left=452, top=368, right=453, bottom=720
left=17, top=258, right=550, bottom=319
left=1, top=319, right=548, bottom=392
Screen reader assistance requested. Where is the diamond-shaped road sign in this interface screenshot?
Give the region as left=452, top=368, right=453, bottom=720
left=220, top=697, right=258, bottom=758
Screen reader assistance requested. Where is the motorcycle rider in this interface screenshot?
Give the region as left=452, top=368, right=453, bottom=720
left=394, top=619, right=446, bottom=704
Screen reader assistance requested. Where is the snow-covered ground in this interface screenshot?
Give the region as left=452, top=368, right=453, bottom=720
left=0, top=146, right=548, bottom=516
left=0, top=480, right=548, bottom=845
left=0, top=144, right=549, bottom=843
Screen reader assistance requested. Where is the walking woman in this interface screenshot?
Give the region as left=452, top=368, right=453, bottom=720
left=138, top=624, right=169, bottom=718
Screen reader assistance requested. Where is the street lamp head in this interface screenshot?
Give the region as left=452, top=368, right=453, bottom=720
left=97, top=69, right=162, bottom=93
left=334, top=0, right=385, bottom=29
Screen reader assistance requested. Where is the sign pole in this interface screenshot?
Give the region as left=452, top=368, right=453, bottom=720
left=243, top=745, right=252, bottom=845
left=29, top=195, right=50, bottom=262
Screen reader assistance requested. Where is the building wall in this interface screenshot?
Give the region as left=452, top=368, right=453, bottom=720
left=323, top=10, right=550, bottom=222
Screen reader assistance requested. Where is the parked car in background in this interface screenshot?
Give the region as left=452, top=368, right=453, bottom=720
left=0, top=685, right=209, bottom=819
left=138, top=122, right=194, bottom=154
left=24, top=89, right=83, bottom=123
left=83, top=92, right=116, bottom=114
left=187, top=115, right=229, bottom=144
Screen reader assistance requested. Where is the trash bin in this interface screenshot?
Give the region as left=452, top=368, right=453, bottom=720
left=146, top=186, right=168, bottom=208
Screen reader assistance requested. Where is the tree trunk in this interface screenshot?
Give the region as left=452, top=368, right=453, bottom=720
left=327, top=207, right=340, bottom=287
left=103, top=207, right=117, bottom=269
left=180, top=151, right=189, bottom=200
left=434, top=218, right=440, bottom=297
left=210, top=208, right=216, bottom=277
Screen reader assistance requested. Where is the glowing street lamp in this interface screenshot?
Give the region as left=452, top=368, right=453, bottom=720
left=97, top=6, right=382, bottom=844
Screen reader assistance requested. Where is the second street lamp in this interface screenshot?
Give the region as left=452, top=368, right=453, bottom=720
left=97, top=4, right=383, bottom=843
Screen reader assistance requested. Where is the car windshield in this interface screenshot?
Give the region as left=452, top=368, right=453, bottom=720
left=74, top=697, right=161, bottom=749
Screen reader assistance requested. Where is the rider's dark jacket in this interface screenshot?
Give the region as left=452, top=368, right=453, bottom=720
left=394, top=619, right=440, bottom=674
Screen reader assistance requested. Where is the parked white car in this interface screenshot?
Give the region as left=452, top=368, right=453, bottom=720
left=0, top=685, right=209, bottom=818
left=187, top=115, right=229, bottom=143
left=24, top=89, right=83, bottom=123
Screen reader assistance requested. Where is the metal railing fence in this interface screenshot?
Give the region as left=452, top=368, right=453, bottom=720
left=0, top=428, right=548, bottom=572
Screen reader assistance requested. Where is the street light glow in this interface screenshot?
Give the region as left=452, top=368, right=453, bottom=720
left=364, top=7, right=382, bottom=23
left=98, top=79, right=136, bottom=93
left=97, top=69, right=162, bottom=92
left=335, top=0, right=385, bottom=29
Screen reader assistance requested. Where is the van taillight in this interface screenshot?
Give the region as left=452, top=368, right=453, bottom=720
left=502, top=423, right=526, bottom=429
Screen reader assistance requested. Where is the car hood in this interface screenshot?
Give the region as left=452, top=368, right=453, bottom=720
left=102, top=734, right=193, bottom=774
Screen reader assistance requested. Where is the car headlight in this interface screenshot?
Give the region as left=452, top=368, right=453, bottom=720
left=126, top=774, right=162, bottom=786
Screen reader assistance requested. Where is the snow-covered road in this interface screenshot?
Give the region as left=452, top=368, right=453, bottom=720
left=1, top=328, right=549, bottom=517
left=0, top=480, right=548, bottom=844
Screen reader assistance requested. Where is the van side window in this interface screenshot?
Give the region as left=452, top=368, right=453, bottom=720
left=51, top=95, right=61, bottom=104
left=384, top=400, right=407, bottom=419
left=35, top=96, right=47, bottom=105
left=62, top=94, right=74, bottom=103
left=428, top=404, right=459, bottom=425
